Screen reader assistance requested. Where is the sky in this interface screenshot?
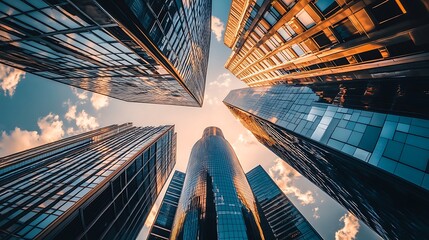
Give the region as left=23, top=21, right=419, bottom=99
left=0, top=1, right=382, bottom=240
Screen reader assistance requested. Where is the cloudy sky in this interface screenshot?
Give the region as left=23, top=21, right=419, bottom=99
left=0, top=1, right=381, bottom=240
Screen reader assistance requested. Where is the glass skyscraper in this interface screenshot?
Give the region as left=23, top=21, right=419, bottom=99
left=0, top=0, right=211, bottom=106
left=0, top=123, right=176, bottom=239
left=148, top=170, right=185, bottom=240
left=224, top=85, right=429, bottom=239
left=224, top=0, right=429, bottom=87
left=246, top=165, right=322, bottom=240
left=170, top=127, right=265, bottom=240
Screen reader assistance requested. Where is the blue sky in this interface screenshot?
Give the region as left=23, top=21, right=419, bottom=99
left=0, top=1, right=381, bottom=240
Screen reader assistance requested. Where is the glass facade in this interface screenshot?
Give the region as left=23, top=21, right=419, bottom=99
left=224, top=0, right=429, bottom=87
left=246, top=165, right=322, bottom=240
left=224, top=85, right=429, bottom=239
left=148, top=170, right=185, bottom=240
left=0, top=124, right=177, bottom=240
left=170, top=127, right=265, bottom=240
left=0, top=0, right=212, bottom=106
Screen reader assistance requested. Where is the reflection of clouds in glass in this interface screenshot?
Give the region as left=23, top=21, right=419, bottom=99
left=0, top=113, right=64, bottom=156
left=0, top=64, right=25, bottom=96
left=335, top=212, right=360, bottom=240
left=269, top=158, right=315, bottom=205
left=144, top=202, right=159, bottom=228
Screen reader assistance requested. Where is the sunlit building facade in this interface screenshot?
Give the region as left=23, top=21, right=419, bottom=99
left=0, top=0, right=212, bottom=106
left=246, top=165, right=322, bottom=240
left=170, top=127, right=265, bottom=240
left=0, top=123, right=177, bottom=239
left=224, top=85, right=429, bottom=239
left=148, top=170, right=185, bottom=240
left=224, top=0, right=429, bottom=87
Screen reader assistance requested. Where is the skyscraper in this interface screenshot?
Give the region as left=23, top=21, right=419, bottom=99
left=224, top=85, right=429, bottom=239
left=246, top=165, right=322, bottom=240
left=0, top=123, right=177, bottom=239
left=224, top=0, right=429, bottom=87
left=170, top=127, right=265, bottom=239
left=0, top=0, right=212, bottom=106
left=148, top=170, right=185, bottom=240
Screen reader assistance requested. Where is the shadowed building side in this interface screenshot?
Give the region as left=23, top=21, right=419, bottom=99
left=0, top=124, right=177, bottom=240
left=246, top=165, right=322, bottom=240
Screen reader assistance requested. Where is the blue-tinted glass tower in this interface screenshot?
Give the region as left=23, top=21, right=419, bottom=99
left=224, top=84, right=429, bottom=240
left=246, top=165, right=322, bottom=240
left=170, top=127, right=265, bottom=240
left=0, top=0, right=211, bottom=106
left=148, top=170, right=185, bottom=240
left=0, top=123, right=176, bottom=239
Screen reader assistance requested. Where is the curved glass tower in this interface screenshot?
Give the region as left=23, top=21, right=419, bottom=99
left=170, top=127, right=265, bottom=239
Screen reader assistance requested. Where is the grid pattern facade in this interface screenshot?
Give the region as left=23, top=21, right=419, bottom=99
left=148, top=170, right=185, bottom=240
left=170, top=127, right=265, bottom=240
left=0, top=124, right=177, bottom=240
left=224, top=0, right=429, bottom=87
left=224, top=86, right=429, bottom=239
left=246, top=165, right=322, bottom=240
left=0, top=0, right=211, bottom=106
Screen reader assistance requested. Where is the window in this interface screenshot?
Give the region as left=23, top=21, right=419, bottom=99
left=296, top=10, right=316, bottom=29
left=277, top=26, right=292, bottom=41
left=291, top=44, right=305, bottom=56
left=355, top=49, right=383, bottom=62
left=314, top=0, right=340, bottom=17
left=371, top=0, right=406, bottom=24
left=282, top=0, right=296, bottom=7
left=312, top=31, right=332, bottom=48
left=332, top=18, right=360, bottom=42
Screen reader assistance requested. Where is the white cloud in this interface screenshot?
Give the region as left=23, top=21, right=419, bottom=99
left=268, top=158, right=315, bottom=205
left=0, top=113, right=64, bottom=156
left=211, top=16, right=225, bottom=42
left=204, top=93, right=221, bottom=106
left=64, top=104, right=99, bottom=132
left=335, top=212, right=360, bottom=240
left=90, top=93, right=109, bottom=110
left=75, top=110, right=99, bottom=131
left=0, top=64, right=25, bottom=96
left=65, top=104, right=77, bottom=121
left=71, top=87, right=88, bottom=101
left=209, top=73, right=231, bottom=88
left=237, top=130, right=257, bottom=145
left=313, top=207, right=320, bottom=219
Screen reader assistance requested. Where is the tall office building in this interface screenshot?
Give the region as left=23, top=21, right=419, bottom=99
left=224, top=85, right=429, bottom=239
left=0, top=123, right=177, bottom=239
left=148, top=170, right=185, bottom=240
left=170, top=127, right=265, bottom=240
left=0, top=0, right=212, bottom=106
left=224, top=0, right=429, bottom=87
left=246, top=165, right=322, bottom=240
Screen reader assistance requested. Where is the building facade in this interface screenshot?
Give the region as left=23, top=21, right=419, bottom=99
left=0, top=123, right=177, bottom=240
left=148, top=170, right=185, bottom=240
left=224, top=0, right=429, bottom=87
left=0, top=0, right=212, bottom=106
left=224, top=85, right=429, bottom=239
left=170, top=127, right=265, bottom=240
left=246, top=165, right=322, bottom=240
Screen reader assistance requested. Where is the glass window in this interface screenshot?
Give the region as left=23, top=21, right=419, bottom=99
left=277, top=27, right=292, bottom=41
left=296, top=10, right=316, bottom=29
left=371, top=0, right=406, bottom=24
left=312, top=31, right=332, bottom=48
left=332, top=18, right=359, bottom=42
left=291, top=44, right=305, bottom=56
left=314, top=0, right=340, bottom=17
